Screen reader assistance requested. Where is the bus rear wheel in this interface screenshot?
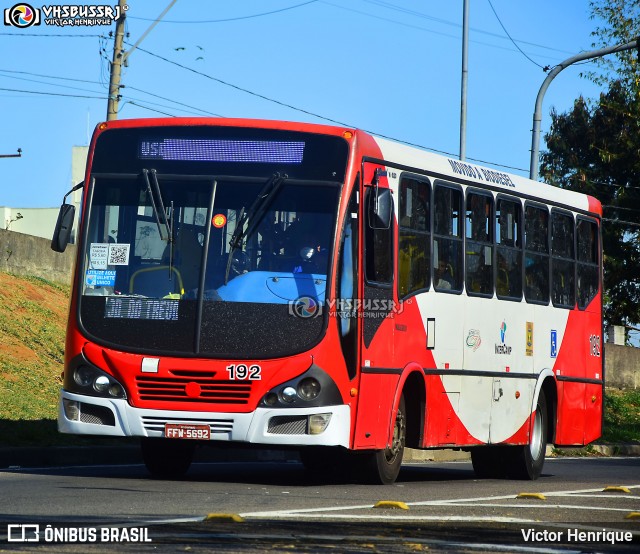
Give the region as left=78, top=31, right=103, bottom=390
left=361, top=395, right=406, bottom=485
left=141, top=438, right=195, bottom=479
left=507, top=390, right=548, bottom=480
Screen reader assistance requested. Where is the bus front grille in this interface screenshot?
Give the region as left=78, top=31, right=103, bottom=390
left=134, top=376, right=252, bottom=404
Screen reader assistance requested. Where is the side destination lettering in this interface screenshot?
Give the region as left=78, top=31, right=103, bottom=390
left=448, top=159, right=515, bottom=188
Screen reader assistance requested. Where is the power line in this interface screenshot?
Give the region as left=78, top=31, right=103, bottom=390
left=602, top=217, right=640, bottom=228
left=0, top=68, right=221, bottom=117
left=0, top=86, right=106, bottom=99
left=0, top=32, right=101, bottom=37
left=130, top=42, right=528, bottom=172
left=121, top=101, right=176, bottom=117
left=360, top=0, right=574, bottom=56
left=127, top=0, right=318, bottom=24
left=486, top=0, right=547, bottom=70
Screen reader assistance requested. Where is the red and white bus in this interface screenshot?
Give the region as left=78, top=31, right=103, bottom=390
left=52, top=118, right=603, bottom=484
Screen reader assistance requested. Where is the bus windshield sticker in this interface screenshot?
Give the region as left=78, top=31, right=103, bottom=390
left=107, top=243, right=131, bottom=266
left=86, top=270, right=116, bottom=288
left=90, top=243, right=109, bottom=269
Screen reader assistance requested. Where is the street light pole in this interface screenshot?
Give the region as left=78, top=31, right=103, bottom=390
left=529, top=37, right=639, bottom=181
left=460, top=0, right=470, bottom=161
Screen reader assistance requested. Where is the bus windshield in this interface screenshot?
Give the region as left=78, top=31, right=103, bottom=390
left=78, top=126, right=346, bottom=359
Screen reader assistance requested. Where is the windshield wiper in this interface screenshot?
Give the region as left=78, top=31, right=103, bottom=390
left=142, top=169, right=173, bottom=242
left=142, top=168, right=175, bottom=276
left=224, top=172, right=287, bottom=284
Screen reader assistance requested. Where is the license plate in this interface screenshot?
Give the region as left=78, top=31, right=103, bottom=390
left=164, top=423, right=210, bottom=440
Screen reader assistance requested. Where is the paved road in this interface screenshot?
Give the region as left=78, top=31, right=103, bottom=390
left=1, top=457, right=638, bottom=552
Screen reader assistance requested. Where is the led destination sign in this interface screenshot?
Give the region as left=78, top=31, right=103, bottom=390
left=139, top=138, right=305, bottom=164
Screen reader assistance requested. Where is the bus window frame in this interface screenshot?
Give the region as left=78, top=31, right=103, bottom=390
left=397, top=172, right=431, bottom=301
left=432, top=180, right=464, bottom=296
left=363, top=186, right=394, bottom=289
left=464, top=187, right=495, bottom=299
left=575, top=214, right=600, bottom=311
left=550, top=207, right=576, bottom=310
left=523, top=200, right=551, bottom=306
left=495, top=193, right=524, bottom=302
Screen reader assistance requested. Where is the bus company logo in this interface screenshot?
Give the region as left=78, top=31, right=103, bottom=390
left=289, top=296, right=322, bottom=319
left=4, top=4, right=126, bottom=28
left=4, top=4, right=40, bottom=27
left=495, top=320, right=512, bottom=355
left=466, top=329, right=481, bottom=351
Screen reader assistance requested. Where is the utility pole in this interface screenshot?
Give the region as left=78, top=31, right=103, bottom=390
left=529, top=37, right=639, bottom=181
left=106, top=0, right=127, bottom=121
left=459, top=0, right=469, bottom=161
left=105, top=0, right=177, bottom=121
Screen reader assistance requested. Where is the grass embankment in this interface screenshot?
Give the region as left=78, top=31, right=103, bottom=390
left=0, top=271, right=638, bottom=447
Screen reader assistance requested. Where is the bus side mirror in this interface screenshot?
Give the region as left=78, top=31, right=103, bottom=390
left=368, top=187, right=393, bottom=230
left=51, top=181, right=83, bottom=253
left=51, top=203, right=76, bottom=253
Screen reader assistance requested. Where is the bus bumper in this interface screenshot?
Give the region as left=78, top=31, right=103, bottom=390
left=58, top=391, right=351, bottom=448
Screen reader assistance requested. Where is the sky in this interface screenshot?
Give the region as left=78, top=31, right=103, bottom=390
left=0, top=0, right=606, bottom=208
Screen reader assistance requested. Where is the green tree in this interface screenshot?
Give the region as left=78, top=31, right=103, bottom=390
left=540, top=83, right=640, bottom=327
left=539, top=0, right=640, bottom=330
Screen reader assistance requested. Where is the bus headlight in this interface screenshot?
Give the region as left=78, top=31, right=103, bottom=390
left=280, top=386, right=297, bottom=403
left=297, top=377, right=321, bottom=401
left=93, top=376, right=110, bottom=393
left=69, top=364, right=126, bottom=399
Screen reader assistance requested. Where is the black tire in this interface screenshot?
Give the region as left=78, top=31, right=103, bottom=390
left=141, top=438, right=195, bottom=479
left=360, top=395, right=406, bottom=485
left=507, top=390, right=548, bottom=480
left=470, top=446, right=509, bottom=479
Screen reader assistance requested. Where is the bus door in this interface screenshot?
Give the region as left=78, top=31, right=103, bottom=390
left=352, top=163, right=396, bottom=449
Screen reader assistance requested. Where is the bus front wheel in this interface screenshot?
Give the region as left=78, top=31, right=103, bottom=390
left=140, top=438, right=195, bottom=479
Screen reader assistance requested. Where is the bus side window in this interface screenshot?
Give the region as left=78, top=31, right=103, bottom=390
left=576, top=218, right=599, bottom=309
left=465, top=191, right=493, bottom=296
left=524, top=205, right=550, bottom=304
left=433, top=183, right=463, bottom=292
left=398, top=177, right=430, bottom=298
left=364, top=189, right=393, bottom=285
left=495, top=198, right=522, bottom=300
left=551, top=211, right=576, bottom=308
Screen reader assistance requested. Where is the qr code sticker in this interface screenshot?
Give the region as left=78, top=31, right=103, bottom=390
left=108, top=243, right=130, bottom=266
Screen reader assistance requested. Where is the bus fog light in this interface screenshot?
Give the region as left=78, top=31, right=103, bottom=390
left=63, top=399, right=80, bottom=421
left=297, top=377, right=321, bottom=401
left=93, top=376, right=110, bottom=393
left=308, top=413, right=331, bottom=435
left=73, top=366, right=93, bottom=387
left=281, top=386, right=297, bottom=403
